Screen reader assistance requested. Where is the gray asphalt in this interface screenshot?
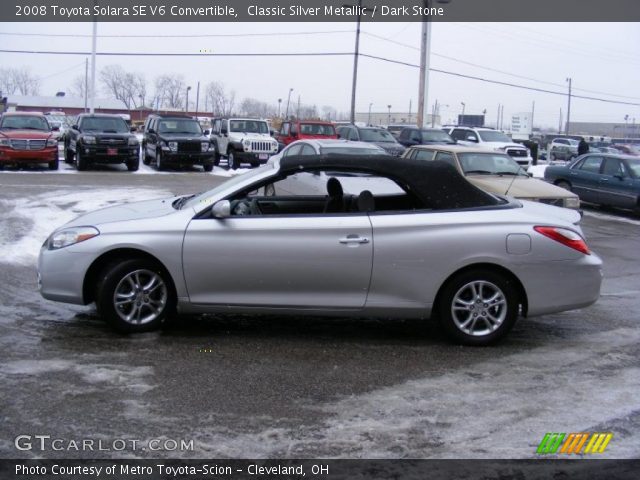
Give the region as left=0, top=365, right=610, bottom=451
left=0, top=169, right=639, bottom=459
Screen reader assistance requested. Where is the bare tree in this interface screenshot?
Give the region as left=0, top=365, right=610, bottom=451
left=154, top=74, right=186, bottom=109
left=68, top=75, right=87, bottom=98
left=239, top=97, right=275, bottom=118
left=205, top=81, right=236, bottom=116
left=0, top=67, right=41, bottom=95
left=99, top=65, right=146, bottom=110
left=321, top=105, right=338, bottom=121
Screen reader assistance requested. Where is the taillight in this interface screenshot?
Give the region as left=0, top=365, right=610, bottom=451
left=534, top=226, right=590, bottom=255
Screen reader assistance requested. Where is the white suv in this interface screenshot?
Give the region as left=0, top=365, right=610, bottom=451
left=445, top=126, right=533, bottom=168
left=211, top=118, right=279, bottom=169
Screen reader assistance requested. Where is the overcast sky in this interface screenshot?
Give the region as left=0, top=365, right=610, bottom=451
left=1, top=21, right=639, bottom=129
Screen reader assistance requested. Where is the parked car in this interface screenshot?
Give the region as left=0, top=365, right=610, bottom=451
left=397, top=127, right=456, bottom=147
left=44, top=111, right=70, bottom=141
left=211, top=117, right=279, bottom=169
left=64, top=114, right=139, bottom=171
left=0, top=112, right=59, bottom=170
left=444, top=126, right=532, bottom=168
left=612, top=144, right=640, bottom=156
left=38, top=155, right=602, bottom=345
left=143, top=114, right=215, bottom=172
left=277, top=120, right=337, bottom=147
left=336, top=125, right=406, bottom=156
left=549, top=144, right=579, bottom=162
left=269, top=138, right=385, bottom=163
left=544, top=153, right=640, bottom=213
left=385, top=124, right=408, bottom=138
left=403, top=145, right=580, bottom=209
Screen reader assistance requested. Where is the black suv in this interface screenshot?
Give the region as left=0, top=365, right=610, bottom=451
left=143, top=114, right=215, bottom=172
left=397, top=127, right=456, bottom=147
left=64, top=114, right=139, bottom=171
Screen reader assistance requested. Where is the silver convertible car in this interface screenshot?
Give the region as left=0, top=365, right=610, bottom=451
left=38, top=155, right=603, bottom=345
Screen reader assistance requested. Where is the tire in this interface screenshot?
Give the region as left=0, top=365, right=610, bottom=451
left=213, top=149, right=221, bottom=166
left=75, top=149, right=88, bottom=171
left=437, top=269, right=519, bottom=346
left=156, top=149, right=165, bottom=171
left=64, top=148, right=74, bottom=164
left=228, top=150, right=238, bottom=169
left=550, top=153, right=556, bottom=161
left=127, top=157, right=139, bottom=172
left=555, top=180, right=572, bottom=192
left=202, top=163, right=213, bottom=172
left=95, top=259, right=175, bottom=333
left=48, top=158, right=59, bottom=170
left=143, top=146, right=151, bottom=165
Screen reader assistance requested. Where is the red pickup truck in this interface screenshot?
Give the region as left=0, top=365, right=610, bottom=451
left=277, top=120, right=337, bottom=147
left=0, top=112, right=59, bottom=170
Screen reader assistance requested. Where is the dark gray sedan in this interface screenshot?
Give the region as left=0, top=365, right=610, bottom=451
left=544, top=153, right=640, bottom=213
left=38, top=156, right=602, bottom=345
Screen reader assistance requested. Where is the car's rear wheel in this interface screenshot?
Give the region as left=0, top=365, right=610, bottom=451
left=75, top=149, right=88, bottom=171
left=64, top=148, right=74, bottom=164
left=555, top=180, right=572, bottom=192
left=437, top=269, right=518, bottom=346
left=96, top=259, right=175, bottom=333
left=127, top=157, right=139, bottom=172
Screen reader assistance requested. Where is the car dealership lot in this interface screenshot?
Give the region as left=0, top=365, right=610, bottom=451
left=0, top=171, right=639, bottom=459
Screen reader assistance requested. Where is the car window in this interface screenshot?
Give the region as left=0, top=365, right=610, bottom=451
left=602, top=157, right=625, bottom=176
left=300, top=144, right=316, bottom=156
left=347, top=128, right=359, bottom=141
left=579, top=156, right=603, bottom=173
left=322, top=146, right=386, bottom=155
left=283, top=144, right=303, bottom=157
left=0, top=115, right=50, bottom=131
left=458, top=153, right=523, bottom=175
left=414, top=149, right=436, bottom=161
left=477, top=131, right=511, bottom=142
left=280, top=123, right=290, bottom=136
left=423, top=130, right=455, bottom=143
left=410, top=130, right=422, bottom=142
left=435, top=152, right=457, bottom=167
left=625, top=158, right=640, bottom=177
left=450, top=129, right=469, bottom=141
left=399, top=129, right=410, bottom=140
left=158, top=119, right=202, bottom=134
left=359, top=129, right=396, bottom=143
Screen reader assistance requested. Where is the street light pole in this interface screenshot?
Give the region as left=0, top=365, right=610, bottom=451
left=387, top=104, right=392, bottom=125
left=277, top=98, right=282, bottom=118
left=285, top=88, right=293, bottom=119
left=349, top=0, right=363, bottom=124
left=367, top=102, right=373, bottom=126
left=185, top=86, right=191, bottom=113
left=565, top=77, right=572, bottom=135
left=89, top=19, right=97, bottom=113
left=460, top=101, right=465, bottom=122
left=195, top=81, right=200, bottom=118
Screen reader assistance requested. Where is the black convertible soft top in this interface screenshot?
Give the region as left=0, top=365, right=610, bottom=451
left=278, top=154, right=501, bottom=210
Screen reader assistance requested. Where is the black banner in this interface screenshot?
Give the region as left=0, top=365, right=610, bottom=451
left=3, top=0, right=640, bottom=22
left=2, top=459, right=640, bottom=480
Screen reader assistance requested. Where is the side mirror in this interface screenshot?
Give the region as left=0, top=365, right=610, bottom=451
left=613, top=173, right=625, bottom=180
left=51, top=126, right=60, bottom=132
left=466, top=135, right=477, bottom=142
left=203, top=129, right=210, bottom=136
left=72, top=124, right=78, bottom=130
left=221, top=128, right=228, bottom=136
left=211, top=200, right=231, bottom=219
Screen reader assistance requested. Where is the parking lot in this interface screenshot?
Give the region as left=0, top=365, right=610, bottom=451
left=1, top=166, right=639, bottom=459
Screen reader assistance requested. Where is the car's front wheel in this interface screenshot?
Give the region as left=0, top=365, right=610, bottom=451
left=156, top=149, right=165, bottom=171
left=96, top=259, right=175, bottom=333
left=75, top=149, right=88, bottom=171
left=437, top=269, right=518, bottom=346
left=48, top=158, right=59, bottom=170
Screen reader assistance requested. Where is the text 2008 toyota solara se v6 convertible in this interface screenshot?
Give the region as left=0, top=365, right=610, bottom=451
left=38, top=155, right=602, bottom=345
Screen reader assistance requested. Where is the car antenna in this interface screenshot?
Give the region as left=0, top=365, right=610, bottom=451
left=504, top=163, right=527, bottom=197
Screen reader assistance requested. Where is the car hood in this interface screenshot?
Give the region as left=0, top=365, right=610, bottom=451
left=63, top=197, right=178, bottom=228
left=468, top=175, right=575, bottom=199
left=481, top=142, right=528, bottom=150
left=0, top=129, right=52, bottom=139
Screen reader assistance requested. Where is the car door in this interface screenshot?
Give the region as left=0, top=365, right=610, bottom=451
left=569, top=155, right=603, bottom=203
left=598, top=157, right=636, bottom=208
left=145, top=118, right=158, bottom=159
left=182, top=176, right=373, bottom=309
left=218, top=119, right=230, bottom=153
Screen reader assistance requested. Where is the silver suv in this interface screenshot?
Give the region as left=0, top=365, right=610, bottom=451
left=445, top=126, right=532, bottom=168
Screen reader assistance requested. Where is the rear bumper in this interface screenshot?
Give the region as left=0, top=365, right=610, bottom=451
left=0, top=147, right=58, bottom=164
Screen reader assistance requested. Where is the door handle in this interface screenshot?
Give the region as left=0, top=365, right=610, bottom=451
left=339, top=235, right=370, bottom=245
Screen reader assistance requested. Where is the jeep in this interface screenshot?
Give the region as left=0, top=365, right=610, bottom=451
left=211, top=118, right=279, bottom=169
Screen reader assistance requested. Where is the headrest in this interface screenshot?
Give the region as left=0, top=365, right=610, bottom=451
left=357, top=190, right=375, bottom=212
left=327, top=177, right=343, bottom=197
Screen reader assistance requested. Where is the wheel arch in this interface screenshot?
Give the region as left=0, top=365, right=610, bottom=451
left=432, top=262, right=528, bottom=318
left=82, top=248, right=178, bottom=305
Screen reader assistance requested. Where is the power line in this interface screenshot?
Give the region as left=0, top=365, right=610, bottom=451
left=2, top=47, right=639, bottom=107
left=0, top=30, right=353, bottom=39
left=39, top=61, right=86, bottom=80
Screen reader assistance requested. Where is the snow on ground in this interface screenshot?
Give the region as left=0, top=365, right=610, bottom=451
left=526, top=164, right=548, bottom=178
left=186, top=327, right=640, bottom=459
left=0, top=187, right=173, bottom=266
left=583, top=210, right=640, bottom=226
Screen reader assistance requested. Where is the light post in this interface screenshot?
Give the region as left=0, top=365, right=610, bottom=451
left=387, top=104, right=392, bottom=125
left=138, top=94, right=143, bottom=121
left=367, top=102, right=373, bottom=126
left=417, top=0, right=452, bottom=128
left=185, top=86, right=192, bottom=113
left=346, top=0, right=364, bottom=124
left=460, top=102, right=465, bottom=122
left=285, top=88, right=293, bottom=119
left=624, top=114, right=629, bottom=138
left=565, top=77, right=572, bottom=134
left=277, top=98, right=282, bottom=118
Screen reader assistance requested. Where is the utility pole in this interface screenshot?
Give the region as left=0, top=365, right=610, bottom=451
left=559, top=108, right=563, bottom=134
left=531, top=101, right=535, bottom=132
left=387, top=104, right=392, bottom=125
left=432, top=99, right=438, bottom=127
left=367, top=102, right=373, bottom=126
left=408, top=99, right=412, bottom=124
left=285, top=88, right=293, bottom=119
left=349, top=0, right=363, bottom=124
left=84, top=58, right=88, bottom=113
left=500, top=105, right=504, bottom=131
left=496, top=104, right=501, bottom=129
left=195, top=81, right=200, bottom=118
left=89, top=20, right=97, bottom=113
left=296, top=95, right=301, bottom=119
left=565, top=77, right=572, bottom=135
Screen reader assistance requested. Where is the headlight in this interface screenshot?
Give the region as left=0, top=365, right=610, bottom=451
left=46, top=138, right=58, bottom=147
left=272, top=142, right=278, bottom=151
left=128, top=137, right=139, bottom=146
left=243, top=139, right=251, bottom=148
left=564, top=197, right=581, bottom=209
left=167, top=141, right=178, bottom=152
left=82, top=135, right=96, bottom=144
left=201, top=142, right=209, bottom=152
left=48, top=226, right=99, bottom=250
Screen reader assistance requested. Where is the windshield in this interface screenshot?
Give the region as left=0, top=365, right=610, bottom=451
left=321, top=146, right=386, bottom=155
left=423, top=129, right=455, bottom=142
left=0, top=115, right=50, bottom=131
left=359, top=128, right=396, bottom=143
left=478, top=131, right=512, bottom=142
left=158, top=119, right=202, bottom=135
left=458, top=152, right=526, bottom=176
left=80, top=117, right=128, bottom=133
left=299, top=123, right=336, bottom=136
left=229, top=120, right=269, bottom=134
left=46, top=114, right=66, bottom=124
left=626, top=158, right=640, bottom=177
left=185, top=164, right=275, bottom=209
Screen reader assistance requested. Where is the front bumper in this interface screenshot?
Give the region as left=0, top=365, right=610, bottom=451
left=162, top=150, right=214, bottom=165
left=82, top=145, right=138, bottom=164
left=234, top=151, right=275, bottom=164
left=38, top=246, right=95, bottom=305
left=0, top=147, right=58, bottom=164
